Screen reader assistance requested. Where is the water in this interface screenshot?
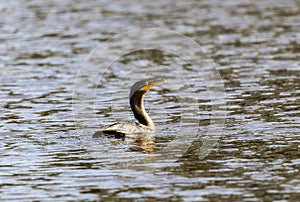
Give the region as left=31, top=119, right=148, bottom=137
left=1, top=0, right=299, bottom=201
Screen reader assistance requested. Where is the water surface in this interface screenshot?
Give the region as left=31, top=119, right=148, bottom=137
left=0, top=0, right=299, bottom=201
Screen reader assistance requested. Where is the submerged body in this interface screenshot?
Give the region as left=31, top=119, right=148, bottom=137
left=93, top=79, right=166, bottom=138
left=93, top=121, right=155, bottom=139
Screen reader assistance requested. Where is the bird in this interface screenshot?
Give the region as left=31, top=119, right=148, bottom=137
left=93, top=79, right=166, bottom=139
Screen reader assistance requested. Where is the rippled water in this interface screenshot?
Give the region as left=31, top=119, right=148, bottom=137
left=1, top=0, right=299, bottom=201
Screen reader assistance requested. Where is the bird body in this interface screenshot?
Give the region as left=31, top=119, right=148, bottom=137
left=93, top=79, right=166, bottom=138
left=93, top=121, right=155, bottom=139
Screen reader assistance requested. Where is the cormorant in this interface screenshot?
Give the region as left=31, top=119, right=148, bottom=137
left=93, top=79, right=166, bottom=138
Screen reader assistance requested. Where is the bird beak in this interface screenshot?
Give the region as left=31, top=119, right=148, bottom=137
left=142, top=79, right=167, bottom=91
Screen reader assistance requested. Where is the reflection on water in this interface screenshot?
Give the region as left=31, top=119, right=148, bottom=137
left=1, top=0, right=299, bottom=201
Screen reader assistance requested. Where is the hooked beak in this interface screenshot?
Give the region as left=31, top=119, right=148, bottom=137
left=142, top=79, right=167, bottom=91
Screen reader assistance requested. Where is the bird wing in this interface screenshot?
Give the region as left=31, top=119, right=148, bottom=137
left=93, top=121, right=155, bottom=139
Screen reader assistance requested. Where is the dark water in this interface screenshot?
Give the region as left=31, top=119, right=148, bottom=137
left=1, top=0, right=299, bottom=201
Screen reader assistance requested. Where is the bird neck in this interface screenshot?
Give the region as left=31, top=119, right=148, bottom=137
left=130, top=91, right=154, bottom=129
